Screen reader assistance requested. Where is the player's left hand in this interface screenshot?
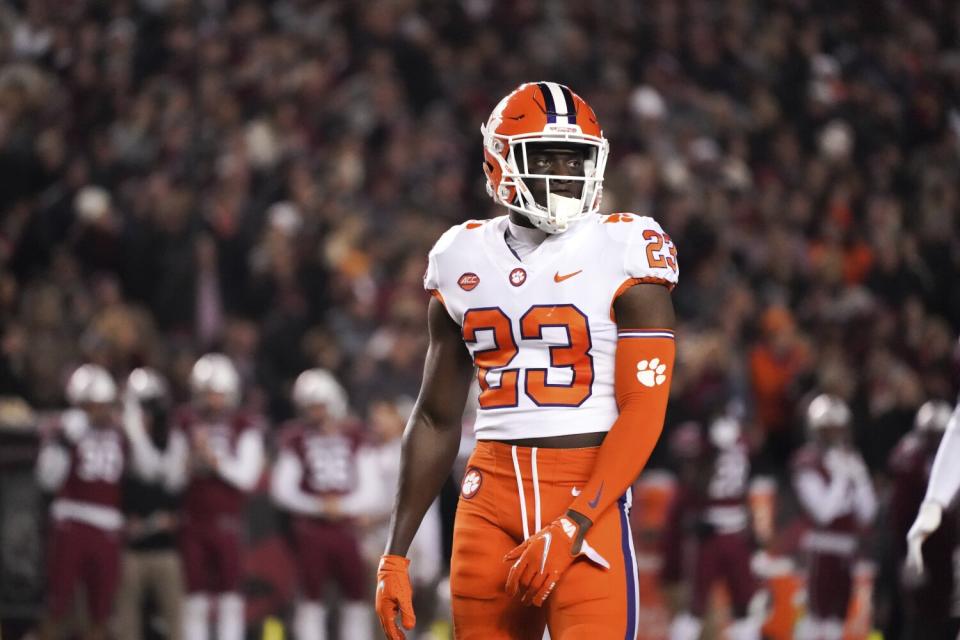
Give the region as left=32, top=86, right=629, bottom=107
left=504, top=514, right=609, bottom=606
left=376, top=555, right=416, bottom=639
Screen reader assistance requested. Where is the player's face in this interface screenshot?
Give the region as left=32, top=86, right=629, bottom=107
left=303, top=403, right=334, bottom=429
left=816, top=424, right=849, bottom=448
left=199, top=391, right=230, bottom=414
left=84, top=402, right=114, bottom=426
left=523, top=144, right=586, bottom=208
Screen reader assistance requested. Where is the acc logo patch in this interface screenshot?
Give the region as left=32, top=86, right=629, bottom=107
left=509, top=268, right=527, bottom=287
left=458, top=273, right=480, bottom=291
left=461, top=467, right=482, bottom=499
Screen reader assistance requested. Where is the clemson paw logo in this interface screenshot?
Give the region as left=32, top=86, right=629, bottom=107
left=636, top=358, right=667, bottom=387
left=461, top=468, right=482, bottom=499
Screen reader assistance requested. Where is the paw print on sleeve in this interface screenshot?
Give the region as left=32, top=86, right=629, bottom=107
left=636, top=358, right=668, bottom=387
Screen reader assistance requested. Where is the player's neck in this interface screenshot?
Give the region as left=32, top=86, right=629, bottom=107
left=507, top=215, right=547, bottom=245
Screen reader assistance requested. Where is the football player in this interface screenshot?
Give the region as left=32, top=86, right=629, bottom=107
left=115, top=368, right=185, bottom=640
left=663, top=417, right=762, bottom=640
left=35, top=364, right=159, bottom=640
left=271, top=368, right=375, bottom=640
left=791, top=395, right=877, bottom=640
left=376, top=82, right=678, bottom=639
left=167, top=353, right=265, bottom=640
left=891, top=400, right=959, bottom=639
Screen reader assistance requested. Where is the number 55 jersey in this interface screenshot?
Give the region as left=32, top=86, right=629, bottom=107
left=424, top=213, right=679, bottom=440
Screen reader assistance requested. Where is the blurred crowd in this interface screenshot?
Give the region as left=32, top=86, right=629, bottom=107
left=0, top=0, right=959, bottom=638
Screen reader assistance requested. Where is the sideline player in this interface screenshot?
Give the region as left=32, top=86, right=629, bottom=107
left=375, top=82, right=678, bottom=639
left=35, top=364, right=159, bottom=640
left=114, top=367, right=185, bottom=640
left=888, top=400, right=957, bottom=639
left=168, top=353, right=265, bottom=640
left=904, top=393, right=960, bottom=634
left=271, top=368, right=374, bottom=640
left=791, top=394, right=877, bottom=640
left=662, top=417, right=762, bottom=640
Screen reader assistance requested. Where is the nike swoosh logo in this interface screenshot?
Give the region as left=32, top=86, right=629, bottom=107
left=554, top=270, right=583, bottom=283
left=588, top=481, right=604, bottom=509
left=540, top=532, right=552, bottom=574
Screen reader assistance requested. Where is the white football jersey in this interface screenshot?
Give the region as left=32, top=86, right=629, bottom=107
left=424, top=213, right=679, bottom=440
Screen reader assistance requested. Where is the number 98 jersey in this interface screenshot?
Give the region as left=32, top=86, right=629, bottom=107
left=424, top=213, right=678, bottom=440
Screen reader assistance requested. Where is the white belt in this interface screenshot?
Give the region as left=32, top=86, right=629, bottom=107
left=802, top=530, right=857, bottom=556
left=52, top=499, right=124, bottom=531
left=704, top=505, right=749, bottom=533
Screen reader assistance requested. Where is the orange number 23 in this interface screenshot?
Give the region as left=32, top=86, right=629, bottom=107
left=642, top=230, right=678, bottom=272
left=462, top=305, right=594, bottom=409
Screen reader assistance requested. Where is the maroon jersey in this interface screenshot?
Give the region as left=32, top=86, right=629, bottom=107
left=791, top=444, right=859, bottom=535
left=277, top=420, right=363, bottom=497
left=175, top=405, right=264, bottom=520
left=669, top=434, right=751, bottom=534
left=701, top=439, right=751, bottom=531
left=55, top=422, right=127, bottom=510
left=889, top=431, right=959, bottom=617
left=889, top=433, right=938, bottom=543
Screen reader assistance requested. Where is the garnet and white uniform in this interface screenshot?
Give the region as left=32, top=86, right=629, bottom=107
left=663, top=436, right=756, bottom=620
left=170, top=407, right=265, bottom=594
left=272, top=421, right=369, bottom=600
left=427, top=213, right=678, bottom=639
left=791, top=444, right=877, bottom=636
left=889, top=432, right=960, bottom=636
left=35, top=410, right=154, bottom=624
left=272, top=421, right=378, bottom=640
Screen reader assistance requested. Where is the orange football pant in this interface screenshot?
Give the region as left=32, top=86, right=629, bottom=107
left=451, top=441, right=639, bottom=639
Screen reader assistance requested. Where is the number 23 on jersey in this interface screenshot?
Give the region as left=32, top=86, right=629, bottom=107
left=462, top=304, right=594, bottom=409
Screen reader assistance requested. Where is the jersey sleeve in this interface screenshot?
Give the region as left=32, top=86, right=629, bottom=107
left=423, top=221, right=478, bottom=324
left=621, top=216, right=679, bottom=289
left=423, top=223, right=464, bottom=294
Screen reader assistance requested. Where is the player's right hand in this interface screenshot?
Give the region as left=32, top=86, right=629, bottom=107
left=376, top=554, right=415, bottom=640
left=906, top=500, right=943, bottom=578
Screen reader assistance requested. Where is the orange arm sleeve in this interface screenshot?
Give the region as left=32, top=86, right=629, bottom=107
left=567, top=330, right=675, bottom=522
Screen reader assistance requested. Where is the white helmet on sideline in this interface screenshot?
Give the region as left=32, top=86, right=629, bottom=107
left=66, top=364, right=117, bottom=405
left=190, top=353, right=240, bottom=406
left=126, top=367, right=169, bottom=402
left=292, top=368, right=348, bottom=420
left=806, top=394, right=851, bottom=433
left=709, top=416, right=741, bottom=449
left=915, top=400, right=953, bottom=433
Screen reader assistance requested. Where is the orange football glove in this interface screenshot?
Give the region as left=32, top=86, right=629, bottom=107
left=375, top=555, right=416, bottom=639
left=504, top=514, right=610, bottom=606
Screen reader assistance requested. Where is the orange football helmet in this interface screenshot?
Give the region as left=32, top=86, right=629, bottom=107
left=481, top=82, right=609, bottom=234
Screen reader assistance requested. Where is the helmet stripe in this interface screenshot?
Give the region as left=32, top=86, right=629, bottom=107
left=537, top=82, right=557, bottom=123
left=559, top=85, right=577, bottom=125
left=544, top=82, right=570, bottom=124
